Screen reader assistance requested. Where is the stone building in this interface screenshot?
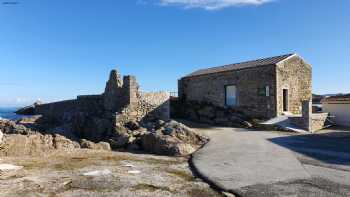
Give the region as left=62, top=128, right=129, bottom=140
left=178, top=54, right=312, bottom=120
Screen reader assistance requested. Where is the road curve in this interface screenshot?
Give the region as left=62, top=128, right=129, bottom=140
left=191, top=127, right=310, bottom=194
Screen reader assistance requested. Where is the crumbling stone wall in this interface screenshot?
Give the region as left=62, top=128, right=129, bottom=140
left=179, top=65, right=277, bottom=119
left=138, top=92, right=170, bottom=121
left=35, top=100, right=77, bottom=123
left=34, top=69, right=170, bottom=127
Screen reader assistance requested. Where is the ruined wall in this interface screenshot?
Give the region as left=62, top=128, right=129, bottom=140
left=34, top=69, right=170, bottom=126
left=35, top=100, right=77, bottom=122
left=77, top=95, right=104, bottom=116
left=179, top=65, right=277, bottom=119
left=138, top=92, right=170, bottom=121
left=276, top=55, right=312, bottom=116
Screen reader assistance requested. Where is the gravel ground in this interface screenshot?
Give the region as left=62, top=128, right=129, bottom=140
left=0, top=149, right=222, bottom=197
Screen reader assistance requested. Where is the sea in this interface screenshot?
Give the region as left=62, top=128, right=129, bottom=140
left=0, top=107, right=28, bottom=121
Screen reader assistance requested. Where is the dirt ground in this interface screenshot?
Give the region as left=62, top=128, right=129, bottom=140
left=0, top=149, right=222, bottom=197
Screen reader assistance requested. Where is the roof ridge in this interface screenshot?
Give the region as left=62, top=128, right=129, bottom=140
left=223, top=53, right=295, bottom=67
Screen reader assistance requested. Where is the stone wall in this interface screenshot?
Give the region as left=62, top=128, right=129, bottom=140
left=77, top=95, right=104, bottom=116
left=35, top=100, right=77, bottom=123
left=139, top=92, right=170, bottom=121
left=34, top=69, right=170, bottom=125
left=179, top=65, right=277, bottom=119
left=311, top=113, right=329, bottom=132
left=290, top=101, right=328, bottom=132
left=276, top=55, right=312, bottom=115
left=179, top=55, right=312, bottom=120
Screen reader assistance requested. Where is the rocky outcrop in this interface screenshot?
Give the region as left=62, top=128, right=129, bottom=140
left=141, top=120, right=208, bottom=156
left=171, top=99, right=253, bottom=128
left=80, top=139, right=111, bottom=151
left=0, top=119, right=36, bottom=135
left=0, top=133, right=79, bottom=156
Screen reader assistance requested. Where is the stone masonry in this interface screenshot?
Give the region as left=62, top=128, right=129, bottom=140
left=34, top=69, right=170, bottom=129
left=178, top=54, right=312, bottom=121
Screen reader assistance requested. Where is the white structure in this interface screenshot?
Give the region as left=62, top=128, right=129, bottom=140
left=322, top=95, right=350, bottom=127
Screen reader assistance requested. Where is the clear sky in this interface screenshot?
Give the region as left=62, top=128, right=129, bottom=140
left=0, top=0, right=349, bottom=107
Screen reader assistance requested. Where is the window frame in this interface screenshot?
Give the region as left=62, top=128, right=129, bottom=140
left=225, top=85, right=238, bottom=107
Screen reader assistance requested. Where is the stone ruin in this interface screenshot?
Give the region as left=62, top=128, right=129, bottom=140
left=20, top=70, right=169, bottom=141
left=8, top=69, right=208, bottom=156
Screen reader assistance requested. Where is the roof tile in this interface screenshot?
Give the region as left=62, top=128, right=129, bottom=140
left=185, top=53, right=295, bottom=78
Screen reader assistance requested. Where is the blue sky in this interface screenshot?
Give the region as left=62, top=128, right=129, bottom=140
left=0, top=0, right=349, bottom=107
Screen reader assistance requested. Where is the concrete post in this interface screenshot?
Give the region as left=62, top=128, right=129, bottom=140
left=302, top=100, right=312, bottom=132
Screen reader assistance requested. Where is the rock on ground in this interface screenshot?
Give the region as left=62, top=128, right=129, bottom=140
left=80, top=139, right=111, bottom=151
left=141, top=120, right=208, bottom=156
left=0, top=119, right=36, bottom=135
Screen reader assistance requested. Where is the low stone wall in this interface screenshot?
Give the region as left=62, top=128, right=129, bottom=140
left=311, top=113, right=329, bottom=132
left=290, top=113, right=329, bottom=132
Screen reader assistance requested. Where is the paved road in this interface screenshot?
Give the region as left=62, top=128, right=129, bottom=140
left=191, top=126, right=350, bottom=197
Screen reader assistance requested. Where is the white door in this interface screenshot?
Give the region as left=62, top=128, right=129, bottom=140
left=226, top=85, right=237, bottom=106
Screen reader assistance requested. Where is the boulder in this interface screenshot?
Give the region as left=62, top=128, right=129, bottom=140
left=80, top=139, right=111, bottom=151
left=141, top=132, right=196, bottom=156
left=53, top=134, right=80, bottom=150
left=108, top=133, right=129, bottom=149
left=98, top=142, right=112, bottom=151
left=0, top=119, right=35, bottom=135
left=140, top=120, right=208, bottom=156
left=125, top=121, right=140, bottom=131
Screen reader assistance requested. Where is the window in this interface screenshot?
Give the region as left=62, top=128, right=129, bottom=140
left=225, top=85, right=237, bottom=107
left=258, top=86, right=270, bottom=97
left=265, top=86, right=270, bottom=97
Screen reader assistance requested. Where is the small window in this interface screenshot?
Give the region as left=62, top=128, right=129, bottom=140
left=225, top=85, right=237, bottom=107
left=258, top=86, right=270, bottom=96
left=265, top=86, right=270, bottom=97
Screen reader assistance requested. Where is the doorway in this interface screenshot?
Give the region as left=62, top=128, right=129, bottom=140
left=283, top=89, right=288, bottom=112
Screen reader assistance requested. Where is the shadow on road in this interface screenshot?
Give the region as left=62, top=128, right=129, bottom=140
left=269, top=131, right=350, bottom=166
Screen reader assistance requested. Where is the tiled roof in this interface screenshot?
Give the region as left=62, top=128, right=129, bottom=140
left=322, top=94, right=350, bottom=103
left=185, top=53, right=295, bottom=78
